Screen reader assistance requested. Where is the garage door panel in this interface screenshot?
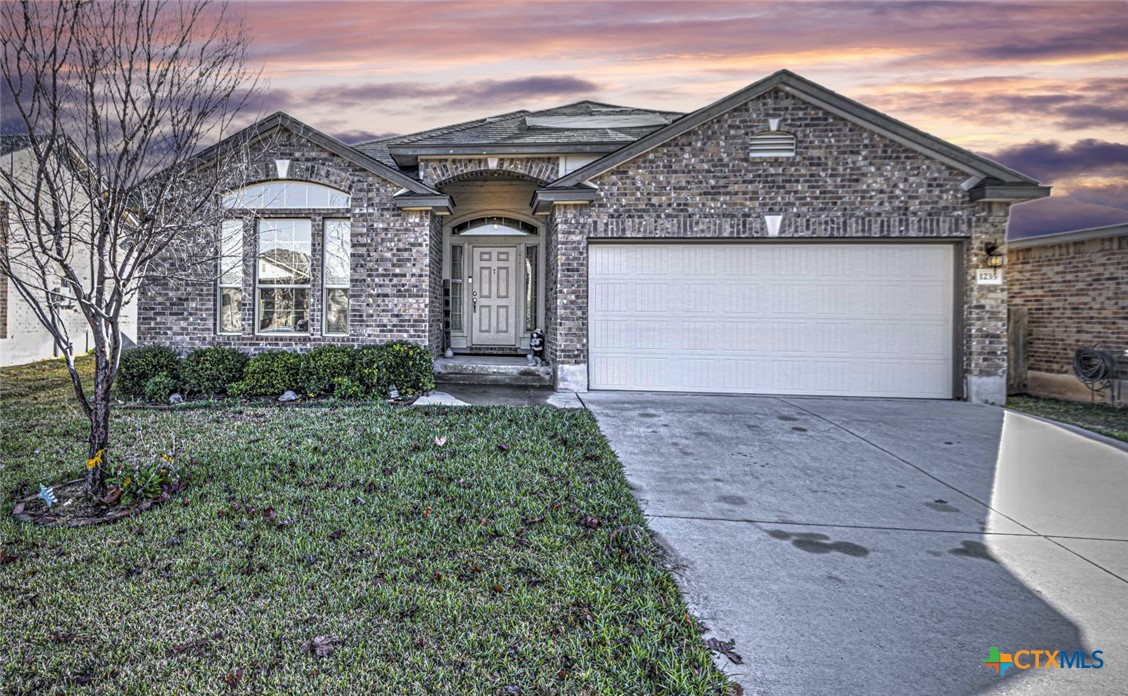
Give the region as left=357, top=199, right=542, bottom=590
left=588, top=243, right=954, bottom=398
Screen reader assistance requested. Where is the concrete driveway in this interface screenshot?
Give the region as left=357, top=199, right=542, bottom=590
left=582, top=393, right=1128, bottom=696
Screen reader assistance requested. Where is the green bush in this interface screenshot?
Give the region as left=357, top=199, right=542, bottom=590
left=180, top=346, right=248, bottom=396
left=116, top=345, right=180, bottom=398
left=143, top=374, right=177, bottom=402
left=229, top=350, right=301, bottom=397
left=331, top=376, right=366, bottom=399
left=299, top=345, right=356, bottom=395
left=357, top=340, right=435, bottom=398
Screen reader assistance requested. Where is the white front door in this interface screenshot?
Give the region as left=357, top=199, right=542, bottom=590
left=589, top=243, right=955, bottom=398
left=471, top=246, right=518, bottom=346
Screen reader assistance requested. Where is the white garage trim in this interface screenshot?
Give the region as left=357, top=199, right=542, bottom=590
left=588, top=242, right=957, bottom=398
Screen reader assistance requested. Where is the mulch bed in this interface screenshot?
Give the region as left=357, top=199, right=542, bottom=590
left=12, top=478, right=179, bottom=528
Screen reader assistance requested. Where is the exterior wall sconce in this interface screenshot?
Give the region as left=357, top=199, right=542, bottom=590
left=984, top=242, right=1004, bottom=269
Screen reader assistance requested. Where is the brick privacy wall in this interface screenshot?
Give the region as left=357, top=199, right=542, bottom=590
left=1008, top=233, right=1128, bottom=373
left=138, top=128, right=441, bottom=354
left=420, top=157, right=559, bottom=187
left=545, top=87, right=1010, bottom=390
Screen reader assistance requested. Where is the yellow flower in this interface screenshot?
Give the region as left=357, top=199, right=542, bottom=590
left=122, top=476, right=132, bottom=488
left=161, top=453, right=174, bottom=463
left=85, top=449, right=105, bottom=470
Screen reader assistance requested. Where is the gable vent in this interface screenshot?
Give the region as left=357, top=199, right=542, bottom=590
left=748, top=131, right=796, bottom=158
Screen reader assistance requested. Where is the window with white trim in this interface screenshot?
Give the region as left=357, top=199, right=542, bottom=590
left=323, top=219, right=350, bottom=335
left=223, top=181, right=350, bottom=209
left=256, top=219, right=311, bottom=334
left=217, top=220, right=243, bottom=334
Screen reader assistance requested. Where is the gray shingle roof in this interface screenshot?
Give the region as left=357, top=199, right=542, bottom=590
left=387, top=101, right=680, bottom=150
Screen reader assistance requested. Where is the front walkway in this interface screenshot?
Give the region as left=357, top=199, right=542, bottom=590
left=583, top=392, right=1128, bottom=695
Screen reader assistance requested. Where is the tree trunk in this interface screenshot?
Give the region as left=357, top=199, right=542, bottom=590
left=84, top=363, right=114, bottom=499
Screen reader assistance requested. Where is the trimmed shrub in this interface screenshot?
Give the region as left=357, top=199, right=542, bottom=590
left=229, top=350, right=301, bottom=397
left=181, top=346, right=248, bottom=396
left=299, top=345, right=356, bottom=395
left=116, top=345, right=180, bottom=398
left=331, top=376, right=366, bottom=400
left=357, top=340, right=435, bottom=398
left=143, top=374, right=177, bottom=402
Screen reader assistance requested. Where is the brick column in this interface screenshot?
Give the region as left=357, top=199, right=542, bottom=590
left=964, top=203, right=1009, bottom=404
left=546, top=204, right=589, bottom=391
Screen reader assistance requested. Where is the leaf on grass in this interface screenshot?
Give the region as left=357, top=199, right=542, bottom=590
left=705, top=637, right=743, bottom=665
left=0, top=551, right=18, bottom=565
left=328, top=529, right=344, bottom=540
left=497, top=443, right=510, bottom=452
left=422, top=507, right=432, bottom=518
left=49, top=631, right=77, bottom=644
left=301, top=634, right=340, bottom=658
left=492, top=584, right=505, bottom=594
left=223, top=668, right=243, bottom=688
left=578, top=514, right=600, bottom=529
left=434, top=436, right=447, bottom=447
left=263, top=507, right=277, bottom=521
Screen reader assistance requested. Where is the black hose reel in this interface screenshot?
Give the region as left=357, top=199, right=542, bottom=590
left=1073, top=346, right=1123, bottom=406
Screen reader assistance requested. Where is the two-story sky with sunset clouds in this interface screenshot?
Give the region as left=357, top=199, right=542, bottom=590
left=241, top=0, right=1127, bottom=238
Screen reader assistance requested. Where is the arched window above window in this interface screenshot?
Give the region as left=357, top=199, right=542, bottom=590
left=222, top=181, right=350, bottom=209
left=748, top=131, right=796, bottom=158
left=451, top=216, right=537, bottom=236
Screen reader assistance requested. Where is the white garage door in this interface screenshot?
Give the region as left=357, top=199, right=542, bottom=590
left=588, top=243, right=955, bottom=398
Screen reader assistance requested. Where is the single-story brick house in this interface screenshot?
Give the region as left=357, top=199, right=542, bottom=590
left=1008, top=222, right=1127, bottom=402
left=138, top=70, right=1050, bottom=404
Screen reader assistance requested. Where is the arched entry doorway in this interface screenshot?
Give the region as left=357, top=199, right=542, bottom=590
left=440, top=175, right=545, bottom=353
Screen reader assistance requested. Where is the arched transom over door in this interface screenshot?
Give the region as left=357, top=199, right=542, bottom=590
left=471, top=247, right=518, bottom=346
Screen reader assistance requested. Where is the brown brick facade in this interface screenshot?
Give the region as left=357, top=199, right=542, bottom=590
left=138, top=128, right=442, bottom=354
left=1008, top=232, right=1128, bottom=374
left=544, top=87, right=1012, bottom=400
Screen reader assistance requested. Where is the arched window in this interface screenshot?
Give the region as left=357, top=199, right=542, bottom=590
left=222, top=181, right=350, bottom=209
left=748, top=131, right=796, bottom=158
left=451, top=216, right=537, bottom=236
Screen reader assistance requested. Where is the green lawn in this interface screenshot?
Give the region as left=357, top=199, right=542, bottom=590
left=1008, top=395, right=1128, bottom=443
left=0, top=358, right=731, bottom=694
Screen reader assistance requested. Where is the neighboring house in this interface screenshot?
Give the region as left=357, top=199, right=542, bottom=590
left=137, top=70, right=1050, bottom=404
left=0, top=137, right=137, bottom=367
left=1008, top=223, right=1128, bottom=402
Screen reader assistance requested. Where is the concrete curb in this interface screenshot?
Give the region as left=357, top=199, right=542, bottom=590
left=1005, top=409, right=1128, bottom=454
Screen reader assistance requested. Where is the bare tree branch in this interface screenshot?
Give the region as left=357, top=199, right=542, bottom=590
left=0, top=0, right=259, bottom=498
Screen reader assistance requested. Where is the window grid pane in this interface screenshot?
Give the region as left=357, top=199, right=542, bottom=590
left=219, top=220, right=243, bottom=286
left=525, top=246, right=538, bottom=332
left=258, top=288, right=309, bottom=333
left=323, top=219, right=350, bottom=287
left=450, top=246, right=463, bottom=332
left=325, top=288, right=349, bottom=335
left=258, top=219, right=312, bottom=286
left=219, top=288, right=241, bottom=334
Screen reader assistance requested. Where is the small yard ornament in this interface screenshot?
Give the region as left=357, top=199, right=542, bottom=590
left=528, top=329, right=545, bottom=367
left=37, top=484, right=57, bottom=508
left=388, top=384, right=401, bottom=400
left=278, top=390, right=299, bottom=402
left=168, top=392, right=184, bottom=405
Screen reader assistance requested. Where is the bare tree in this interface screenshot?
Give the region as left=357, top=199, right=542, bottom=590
left=1, top=0, right=258, bottom=498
